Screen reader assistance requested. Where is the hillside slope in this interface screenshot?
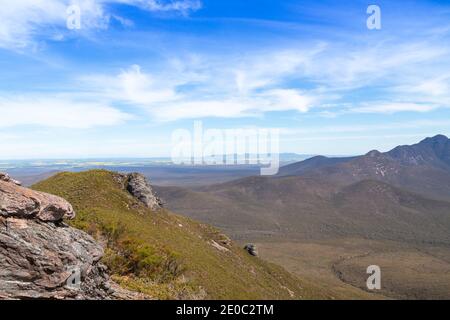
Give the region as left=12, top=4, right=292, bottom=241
left=32, top=170, right=329, bottom=300
left=278, top=155, right=356, bottom=176
left=156, top=177, right=450, bottom=245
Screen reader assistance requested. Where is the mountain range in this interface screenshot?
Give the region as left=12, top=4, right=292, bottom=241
left=278, top=134, right=450, bottom=200
left=3, top=135, right=450, bottom=299
left=155, top=135, right=450, bottom=244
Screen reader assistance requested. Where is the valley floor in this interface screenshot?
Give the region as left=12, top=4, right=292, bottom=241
left=253, top=238, right=450, bottom=300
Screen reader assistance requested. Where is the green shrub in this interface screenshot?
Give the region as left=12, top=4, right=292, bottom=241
left=102, top=236, right=184, bottom=282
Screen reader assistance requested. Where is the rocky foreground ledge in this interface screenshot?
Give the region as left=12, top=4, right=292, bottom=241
left=0, top=173, right=114, bottom=299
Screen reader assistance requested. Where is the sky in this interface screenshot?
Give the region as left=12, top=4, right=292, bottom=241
left=1, top=0, right=450, bottom=159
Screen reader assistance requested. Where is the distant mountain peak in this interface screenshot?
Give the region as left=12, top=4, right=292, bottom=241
left=366, top=150, right=382, bottom=157
left=419, top=134, right=449, bottom=145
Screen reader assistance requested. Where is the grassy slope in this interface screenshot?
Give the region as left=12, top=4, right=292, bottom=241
left=33, top=170, right=329, bottom=300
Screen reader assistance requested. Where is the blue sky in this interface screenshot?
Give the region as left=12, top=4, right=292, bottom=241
left=1, top=0, right=450, bottom=159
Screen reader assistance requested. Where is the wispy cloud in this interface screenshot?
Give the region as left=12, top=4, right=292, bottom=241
left=352, top=102, right=440, bottom=114
left=3, top=1, right=450, bottom=120
left=80, top=60, right=317, bottom=121
left=0, top=95, right=131, bottom=128
left=118, top=0, right=202, bottom=13
left=75, top=33, right=450, bottom=121
left=279, top=119, right=450, bottom=136
left=0, top=0, right=202, bottom=50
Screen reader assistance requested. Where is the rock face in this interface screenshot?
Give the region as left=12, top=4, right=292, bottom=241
left=125, top=173, right=163, bottom=210
left=244, top=244, right=258, bottom=257
left=0, top=172, right=21, bottom=186
left=0, top=177, right=75, bottom=222
left=0, top=173, right=113, bottom=299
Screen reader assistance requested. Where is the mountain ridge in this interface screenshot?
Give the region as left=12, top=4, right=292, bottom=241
left=277, top=134, right=450, bottom=201
left=156, top=135, right=450, bottom=244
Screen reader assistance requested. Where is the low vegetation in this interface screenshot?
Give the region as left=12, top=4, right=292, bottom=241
left=33, top=170, right=329, bottom=300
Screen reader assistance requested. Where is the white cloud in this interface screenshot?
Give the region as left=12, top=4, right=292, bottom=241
left=4, top=9, right=449, bottom=122
left=353, top=102, right=439, bottom=114
left=0, top=96, right=131, bottom=128
left=0, top=0, right=202, bottom=50
left=10, top=35, right=447, bottom=123
left=0, top=0, right=68, bottom=49
left=263, top=89, right=313, bottom=113
left=279, top=119, right=450, bottom=136
left=118, top=0, right=201, bottom=13
left=393, top=75, right=450, bottom=98
left=74, top=33, right=450, bottom=120
left=414, top=79, right=449, bottom=97
left=117, top=64, right=178, bottom=105
left=299, top=42, right=449, bottom=91
left=233, top=47, right=325, bottom=94
left=0, top=0, right=112, bottom=49
left=80, top=62, right=316, bottom=121
left=152, top=99, right=257, bottom=121
left=75, top=46, right=325, bottom=121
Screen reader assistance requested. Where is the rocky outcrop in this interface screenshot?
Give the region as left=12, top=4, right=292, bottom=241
left=0, top=172, right=21, bottom=186
left=244, top=244, right=258, bottom=257
left=125, top=173, right=163, bottom=211
left=0, top=173, right=114, bottom=300
left=0, top=177, right=75, bottom=222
